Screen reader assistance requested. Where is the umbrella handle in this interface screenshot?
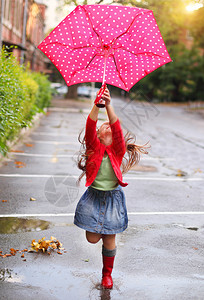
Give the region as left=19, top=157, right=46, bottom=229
left=94, top=56, right=107, bottom=108
left=94, top=83, right=106, bottom=108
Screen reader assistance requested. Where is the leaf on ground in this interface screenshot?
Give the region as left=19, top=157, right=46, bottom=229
left=10, top=248, right=17, bottom=256
left=14, top=161, right=26, bottom=168
left=51, top=243, right=57, bottom=249
left=0, top=237, right=64, bottom=259
left=30, top=237, right=63, bottom=254
left=30, top=197, right=36, bottom=201
left=176, top=169, right=186, bottom=177
left=9, top=149, right=24, bottom=153
left=1, top=200, right=8, bottom=202
left=25, top=143, right=34, bottom=147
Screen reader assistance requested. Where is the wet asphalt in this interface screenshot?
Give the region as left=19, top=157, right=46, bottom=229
left=0, top=96, right=204, bottom=300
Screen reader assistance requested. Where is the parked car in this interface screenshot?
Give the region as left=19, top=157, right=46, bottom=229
left=56, top=85, right=68, bottom=95
left=51, top=83, right=68, bottom=96
left=77, top=86, right=99, bottom=98
left=77, top=86, right=91, bottom=97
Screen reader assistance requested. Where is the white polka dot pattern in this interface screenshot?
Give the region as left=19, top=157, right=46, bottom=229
left=38, top=4, right=172, bottom=91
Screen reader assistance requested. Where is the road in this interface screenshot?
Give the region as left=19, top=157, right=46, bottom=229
left=0, top=96, right=204, bottom=300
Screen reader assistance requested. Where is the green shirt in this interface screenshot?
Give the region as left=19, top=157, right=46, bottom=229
left=91, top=154, right=118, bottom=191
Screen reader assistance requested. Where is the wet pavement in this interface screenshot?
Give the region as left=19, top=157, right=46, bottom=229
left=0, top=96, right=204, bottom=299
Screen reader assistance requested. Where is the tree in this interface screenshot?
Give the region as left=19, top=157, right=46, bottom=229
left=189, top=7, right=204, bottom=48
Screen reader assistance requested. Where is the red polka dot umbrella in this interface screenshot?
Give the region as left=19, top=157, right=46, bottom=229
left=38, top=5, right=172, bottom=93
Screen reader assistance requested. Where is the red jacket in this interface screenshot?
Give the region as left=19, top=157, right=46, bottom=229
left=85, top=115, right=128, bottom=187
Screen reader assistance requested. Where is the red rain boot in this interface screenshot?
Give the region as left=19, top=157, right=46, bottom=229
left=101, top=255, right=115, bottom=289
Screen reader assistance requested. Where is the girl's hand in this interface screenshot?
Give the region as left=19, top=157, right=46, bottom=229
left=102, top=87, right=111, bottom=106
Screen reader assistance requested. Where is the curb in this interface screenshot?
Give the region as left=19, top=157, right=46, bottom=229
left=0, top=108, right=47, bottom=165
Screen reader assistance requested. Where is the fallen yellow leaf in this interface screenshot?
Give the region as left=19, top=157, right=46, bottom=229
left=30, top=197, right=36, bottom=201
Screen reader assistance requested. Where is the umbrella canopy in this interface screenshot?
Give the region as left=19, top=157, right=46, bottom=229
left=38, top=5, right=172, bottom=91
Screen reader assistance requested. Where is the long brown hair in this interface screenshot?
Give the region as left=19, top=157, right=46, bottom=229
left=121, top=131, right=150, bottom=174
left=76, top=127, right=150, bottom=184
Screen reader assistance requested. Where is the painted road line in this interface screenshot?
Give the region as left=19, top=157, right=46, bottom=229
left=8, top=153, right=75, bottom=157
left=0, top=174, right=203, bottom=181
left=9, top=150, right=176, bottom=161
left=30, top=140, right=78, bottom=145
left=0, top=213, right=75, bottom=218
left=1, top=212, right=204, bottom=218
left=125, top=177, right=204, bottom=181
left=9, top=152, right=175, bottom=161
left=142, top=157, right=176, bottom=161
left=31, top=132, right=77, bottom=136
left=0, top=174, right=78, bottom=178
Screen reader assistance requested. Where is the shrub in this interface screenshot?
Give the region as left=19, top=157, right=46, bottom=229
left=0, top=48, right=51, bottom=156
left=31, top=72, right=52, bottom=109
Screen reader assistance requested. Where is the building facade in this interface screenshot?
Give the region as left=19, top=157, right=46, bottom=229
left=1, top=0, right=47, bottom=72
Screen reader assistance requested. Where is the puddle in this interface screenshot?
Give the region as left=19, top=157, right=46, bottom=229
left=0, top=218, right=52, bottom=234
left=0, top=269, right=13, bottom=281
left=0, top=268, right=23, bottom=283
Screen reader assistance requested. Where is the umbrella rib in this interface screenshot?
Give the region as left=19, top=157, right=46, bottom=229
left=112, top=11, right=150, bottom=47
left=84, top=53, right=98, bottom=69
left=42, top=41, right=92, bottom=51
left=71, top=53, right=98, bottom=79
left=81, top=6, right=104, bottom=49
left=112, top=55, right=128, bottom=90
left=120, top=48, right=168, bottom=60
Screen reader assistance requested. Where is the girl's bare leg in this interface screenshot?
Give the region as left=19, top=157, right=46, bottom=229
left=86, top=231, right=102, bottom=244
left=102, top=234, right=116, bottom=250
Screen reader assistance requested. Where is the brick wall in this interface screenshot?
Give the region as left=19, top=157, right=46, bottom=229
left=1, top=0, right=47, bottom=72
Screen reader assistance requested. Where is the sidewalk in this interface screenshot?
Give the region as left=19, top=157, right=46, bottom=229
left=50, top=96, right=93, bottom=109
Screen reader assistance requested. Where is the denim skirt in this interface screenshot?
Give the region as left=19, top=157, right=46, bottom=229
left=74, top=185, right=128, bottom=234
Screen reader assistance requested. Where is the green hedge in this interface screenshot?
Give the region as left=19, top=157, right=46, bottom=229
left=0, top=48, right=52, bottom=156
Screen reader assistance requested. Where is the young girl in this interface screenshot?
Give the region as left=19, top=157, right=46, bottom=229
left=74, top=87, right=148, bottom=289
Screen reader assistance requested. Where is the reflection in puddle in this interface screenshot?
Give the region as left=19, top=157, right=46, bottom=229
left=0, top=218, right=51, bottom=234
left=0, top=269, right=12, bottom=281
left=0, top=268, right=23, bottom=283
left=90, top=282, right=121, bottom=300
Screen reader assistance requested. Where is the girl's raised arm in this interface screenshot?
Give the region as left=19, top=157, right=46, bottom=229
left=102, top=88, right=117, bottom=124
left=102, top=87, right=126, bottom=157
left=89, top=104, right=99, bottom=121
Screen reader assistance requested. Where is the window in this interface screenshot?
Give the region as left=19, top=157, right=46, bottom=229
left=3, top=0, right=12, bottom=28
left=13, top=0, right=23, bottom=35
